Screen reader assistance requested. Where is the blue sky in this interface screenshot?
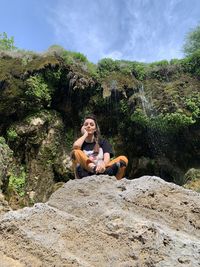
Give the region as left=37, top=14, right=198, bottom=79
left=1, top=0, right=200, bottom=63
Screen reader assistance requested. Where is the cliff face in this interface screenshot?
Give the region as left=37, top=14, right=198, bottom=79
left=0, top=176, right=200, bottom=266
left=0, top=52, right=200, bottom=205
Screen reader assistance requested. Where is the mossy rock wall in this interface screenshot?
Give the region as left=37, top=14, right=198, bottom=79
left=0, top=53, right=200, bottom=205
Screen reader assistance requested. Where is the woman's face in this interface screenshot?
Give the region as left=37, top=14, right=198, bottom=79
left=83, top=118, right=96, bottom=135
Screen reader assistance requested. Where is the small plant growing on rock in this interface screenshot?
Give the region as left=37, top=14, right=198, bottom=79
left=8, top=166, right=26, bottom=197
left=7, top=128, right=18, bottom=141
left=25, top=74, right=51, bottom=106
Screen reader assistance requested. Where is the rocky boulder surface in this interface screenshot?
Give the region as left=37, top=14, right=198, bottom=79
left=0, top=175, right=200, bottom=267
left=0, top=137, right=13, bottom=191
left=0, top=192, right=11, bottom=215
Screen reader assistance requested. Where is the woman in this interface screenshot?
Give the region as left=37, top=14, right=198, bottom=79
left=71, top=115, right=128, bottom=179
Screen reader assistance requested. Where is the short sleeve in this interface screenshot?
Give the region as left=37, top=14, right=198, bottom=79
left=100, top=139, right=114, bottom=158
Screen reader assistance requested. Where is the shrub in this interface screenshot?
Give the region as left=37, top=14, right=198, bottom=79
left=149, top=60, right=169, bottom=67
left=130, top=108, right=149, bottom=127
left=72, top=52, right=88, bottom=62
left=7, top=128, right=18, bottom=141
left=0, top=136, right=6, bottom=144
left=185, top=93, right=200, bottom=119
left=131, top=108, right=195, bottom=133
left=46, top=45, right=65, bottom=56
left=181, top=49, right=200, bottom=76
left=183, top=24, right=200, bottom=56
left=170, top=58, right=182, bottom=65
left=97, top=58, right=148, bottom=80
left=97, top=58, right=120, bottom=77
left=131, top=62, right=147, bottom=80
left=25, top=74, right=51, bottom=106
left=8, top=166, right=26, bottom=197
left=62, top=50, right=88, bottom=64
left=83, top=61, right=98, bottom=78
left=0, top=32, right=16, bottom=51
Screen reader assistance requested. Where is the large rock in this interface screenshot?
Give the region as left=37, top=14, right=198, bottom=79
left=0, top=137, right=13, bottom=191
left=0, top=192, right=11, bottom=215
left=6, top=110, right=71, bottom=203
left=0, top=175, right=199, bottom=267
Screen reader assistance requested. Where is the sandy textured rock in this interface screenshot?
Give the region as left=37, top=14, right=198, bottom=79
left=0, top=175, right=200, bottom=267
left=0, top=192, right=11, bottom=215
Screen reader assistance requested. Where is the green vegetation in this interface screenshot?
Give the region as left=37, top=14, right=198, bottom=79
left=149, top=60, right=169, bottom=67
left=44, top=68, right=62, bottom=89
left=185, top=93, right=200, bottom=119
left=47, top=45, right=98, bottom=78
left=97, top=58, right=148, bottom=79
left=184, top=168, right=200, bottom=182
left=61, top=49, right=98, bottom=78
left=0, top=32, right=16, bottom=51
left=47, top=45, right=88, bottom=63
left=66, top=129, right=74, bottom=151
left=97, top=58, right=120, bottom=76
left=20, top=50, right=38, bottom=65
left=183, top=168, right=200, bottom=193
left=25, top=74, right=51, bottom=106
left=130, top=108, right=196, bottom=133
left=62, top=50, right=88, bottom=63
left=85, top=61, right=98, bottom=78
left=181, top=49, right=200, bottom=76
left=96, top=57, right=185, bottom=81
left=120, top=99, right=129, bottom=114
left=7, top=128, right=18, bottom=141
left=8, top=166, right=26, bottom=197
left=183, top=24, right=200, bottom=56
left=0, top=136, right=6, bottom=145
left=180, top=24, right=200, bottom=76
left=46, top=44, right=65, bottom=55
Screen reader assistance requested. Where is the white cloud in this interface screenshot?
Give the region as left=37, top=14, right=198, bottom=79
left=45, top=0, right=200, bottom=63
left=102, top=50, right=123, bottom=60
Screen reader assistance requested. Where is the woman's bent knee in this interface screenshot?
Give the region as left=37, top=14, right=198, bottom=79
left=71, top=149, right=82, bottom=161
left=119, top=156, right=128, bottom=166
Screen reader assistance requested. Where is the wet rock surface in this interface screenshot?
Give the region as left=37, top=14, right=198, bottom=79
left=0, top=175, right=200, bottom=267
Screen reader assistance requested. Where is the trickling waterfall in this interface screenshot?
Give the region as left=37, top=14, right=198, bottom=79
left=138, top=84, right=163, bottom=158
left=138, top=84, right=154, bottom=117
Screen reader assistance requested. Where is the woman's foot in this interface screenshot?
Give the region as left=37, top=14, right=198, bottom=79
left=104, top=163, right=120, bottom=176
left=76, top=165, right=91, bottom=179
left=104, top=160, right=127, bottom=176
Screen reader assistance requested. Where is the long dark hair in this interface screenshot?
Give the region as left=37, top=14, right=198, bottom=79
left=83, top=115, right=100, bottom=154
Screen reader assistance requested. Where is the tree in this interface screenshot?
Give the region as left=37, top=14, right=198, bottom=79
left=0, top=32, right=16, bottom=51
left=183, top=25, right=200, bottom=56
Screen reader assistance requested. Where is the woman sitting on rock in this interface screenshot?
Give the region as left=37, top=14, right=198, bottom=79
left=71, top=115, right=128, bottom=179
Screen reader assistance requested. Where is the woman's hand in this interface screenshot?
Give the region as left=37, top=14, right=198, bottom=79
left=81, top=126, right=88, bottom=136
left=96, top=161, right=106, bottom=174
